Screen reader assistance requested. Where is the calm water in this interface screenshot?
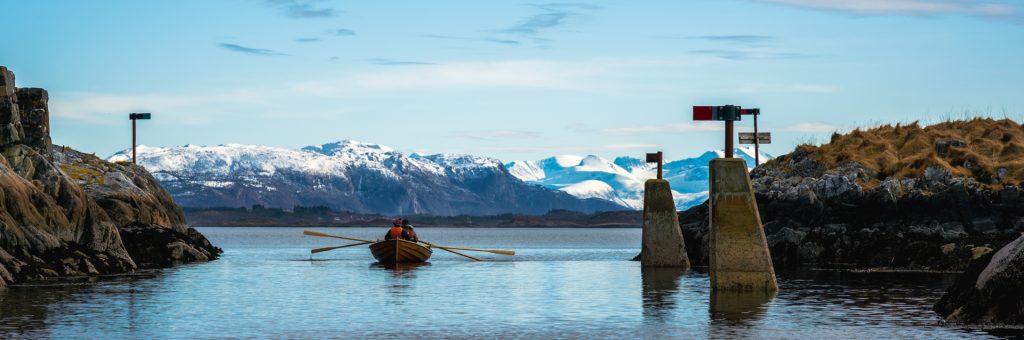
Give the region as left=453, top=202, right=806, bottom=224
left=0, top=227, right=1007, bottom=338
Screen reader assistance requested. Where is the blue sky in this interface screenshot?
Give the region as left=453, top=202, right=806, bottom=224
left=2, top=0, right=1023, bottom=162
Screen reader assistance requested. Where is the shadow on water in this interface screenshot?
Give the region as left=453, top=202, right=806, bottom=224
left=641, top=267, right=688, bottom=321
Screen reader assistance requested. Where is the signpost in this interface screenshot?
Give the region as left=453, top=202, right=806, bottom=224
left=693, top=105, right=742, bottom=158
left=740, top=108, right=766, bottom=166
left=646, top=151, right=664, bottom=179
left=129, top=113, right=151, bottom=164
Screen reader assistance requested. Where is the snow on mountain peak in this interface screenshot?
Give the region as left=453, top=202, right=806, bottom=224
left=303, top=139, right=396, bottom=156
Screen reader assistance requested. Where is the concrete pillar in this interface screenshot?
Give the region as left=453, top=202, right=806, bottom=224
left=709, top=158, right=778, bottom=292
left=641, top=179, right=690, bottom=268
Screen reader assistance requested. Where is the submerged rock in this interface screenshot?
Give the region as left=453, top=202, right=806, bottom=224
left=934, top=234, right=1024, bottom=324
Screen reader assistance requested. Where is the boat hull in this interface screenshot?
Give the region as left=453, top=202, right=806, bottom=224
left=370, top=239, right=432, bottom=263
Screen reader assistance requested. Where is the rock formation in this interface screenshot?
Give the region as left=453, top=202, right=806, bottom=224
left=673, top=119, right=1024, bottom=271
left=0, top=66, right=219, bottom=288
left=934, top=234, right=1024, bottom=324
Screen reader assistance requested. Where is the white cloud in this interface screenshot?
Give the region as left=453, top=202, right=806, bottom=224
left=759, top=0, right=1017, bottom=17
left=480, top=143, right=662, bottom=154
left=732, top=83, right=840, bottom=94
left=449, top=130, right=542, bottom=140
left=779, top=122, right=845, bottom=132
left=596, top=122, right=723, bottom=136
left=50, top=91, right=262, bottom=124
left=287, top=58, right=696, bottom=96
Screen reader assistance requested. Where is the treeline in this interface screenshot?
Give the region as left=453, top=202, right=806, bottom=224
left=181, top=206, right=641, bottom=228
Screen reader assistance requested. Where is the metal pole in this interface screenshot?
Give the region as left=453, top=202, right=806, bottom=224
left=132, top=117, right=137, bottom=164
left=657, top=151, right=663, bottom=179
left=725, top=120, right=734, bottom=158
left=754, top=114, right=759, bottom=166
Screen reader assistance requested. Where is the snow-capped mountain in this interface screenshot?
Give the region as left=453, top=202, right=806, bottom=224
left=108, top=140, right=625, bottom=216
left=506, top=147, right=771, bottom=209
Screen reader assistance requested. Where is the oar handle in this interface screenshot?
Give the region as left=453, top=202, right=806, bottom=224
left=427, top=243, right=515, bottom=256
left=303, top=230, right=374, bottom=243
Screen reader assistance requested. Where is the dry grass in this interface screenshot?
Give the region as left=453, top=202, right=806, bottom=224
left=796, top=118, right=1024, bottom=185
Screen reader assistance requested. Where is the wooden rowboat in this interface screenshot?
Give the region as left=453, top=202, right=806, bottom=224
left=369, top=239, right=432, bottom=264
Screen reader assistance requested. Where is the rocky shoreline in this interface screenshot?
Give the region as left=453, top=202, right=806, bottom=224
left=0, top=66, right=219, bottom=288
left=665, top=121, right=1024, bottom=273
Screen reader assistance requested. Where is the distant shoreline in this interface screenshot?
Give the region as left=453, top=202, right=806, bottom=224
left=191, top=224, right=642, bottom=228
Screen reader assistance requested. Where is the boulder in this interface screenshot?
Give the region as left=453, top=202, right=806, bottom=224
left=935, top=234, right=1024, bottom=324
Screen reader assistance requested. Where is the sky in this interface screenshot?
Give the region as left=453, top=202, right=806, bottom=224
left=2, top=0, right=1023, bottom=162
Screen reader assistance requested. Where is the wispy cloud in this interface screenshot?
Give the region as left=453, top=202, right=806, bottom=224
left=328, top=28, right=356, bottom=37
left=450, top=130, right=541, bottom=140
left=365, top=58, right=435, bottom=66
left=481, top=143, right=658, bottom=154
left=755, top=0, right=1017, bottom=18
left=218, top=43, right=287, bottom=56
left=529, top=3, right=602, bottom=11
left=779, top=122, right=845, bottom=132
left=690, top=48, right=811, bottom=60
left=294, top=37, right=321, bottom=43
left=262, top=0, right=336, bottom=19
left=424, top=34, right=521, bottom=46
left=50, top=91, right=263, bottom=124
left=691, top=35, right=775, bottom=44
left=289, top=60, right=599, bottom=94
left=733, top=83, right=839, bottom=93
left=493, top=2, right=600, bottom=47
left=501, top=12, right=571, bottom=35
left=595, top=122, right=724, bottom=136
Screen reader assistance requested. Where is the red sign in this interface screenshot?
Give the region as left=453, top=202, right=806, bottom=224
left=740, top=108, right=760, bottom=115
left=693, top=106, right=714, bottom=121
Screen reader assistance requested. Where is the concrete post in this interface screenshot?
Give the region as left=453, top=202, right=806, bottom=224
left=709, top=158, right=777, bottom=292
left=641, top=179, right=690, bottom=268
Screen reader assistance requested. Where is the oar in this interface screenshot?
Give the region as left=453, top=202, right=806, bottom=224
left=303, top=230, right=374, bottom=243
left=311, top=241, right=371, bottom=254
left=425, top=243, right=482, bottom=261
left=422, top=242, right=515, bottom=256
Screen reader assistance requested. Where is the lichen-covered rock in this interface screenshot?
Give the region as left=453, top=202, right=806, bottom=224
left=934, top=234, right=1024, bottom=324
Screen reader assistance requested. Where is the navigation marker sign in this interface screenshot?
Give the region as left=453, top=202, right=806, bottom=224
left=739, top=132, right=771, bottom=144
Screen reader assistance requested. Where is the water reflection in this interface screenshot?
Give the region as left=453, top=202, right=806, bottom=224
left=709, top=290, right=776, bottom=323
left=641, top=267, right=687, bottom=321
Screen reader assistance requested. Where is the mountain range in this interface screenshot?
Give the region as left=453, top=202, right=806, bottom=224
left=506, top=147, right=770, bottom=209
left=109, top=141, right=770, bottom=215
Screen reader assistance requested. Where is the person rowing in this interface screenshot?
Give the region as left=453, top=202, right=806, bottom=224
left=384, top=218, right=404, bottom=241
left=401, top=219, right=419, bottom=242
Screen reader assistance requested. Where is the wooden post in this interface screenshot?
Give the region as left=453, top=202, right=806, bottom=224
left=753, top=114, right=759, bottom=166
left=725, top=120, right=734, bottom=159
left=132, top=116, right=137, bottom=164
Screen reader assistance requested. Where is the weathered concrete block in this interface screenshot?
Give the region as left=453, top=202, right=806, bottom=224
left=641, top=179, right=690, bottom=268
left=709, top=158, right=778, bottom=292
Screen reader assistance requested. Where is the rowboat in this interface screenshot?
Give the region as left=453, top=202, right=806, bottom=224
left=369, top=239, right=433, bottom=263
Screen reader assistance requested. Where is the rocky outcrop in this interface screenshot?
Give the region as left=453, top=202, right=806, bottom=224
left=0, top=66, right=219, bottom=287
left=934, top=234, right=1024, bottom=324
left=674, top=120, right=1024, bottom=271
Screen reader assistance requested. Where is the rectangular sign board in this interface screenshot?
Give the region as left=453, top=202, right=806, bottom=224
left=693, top=105, right=742, bottom=121
left=646, top=152, right=662, bottom=163
left=738, top=132, right=771, bottom=144
left=130, top=113, right=151, bottom=120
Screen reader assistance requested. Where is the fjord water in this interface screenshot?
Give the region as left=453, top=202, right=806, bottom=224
left=0, top=227, right=998, bottom=338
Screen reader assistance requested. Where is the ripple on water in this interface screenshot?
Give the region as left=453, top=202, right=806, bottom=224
left=0, top=227, right=1014, bottom=338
